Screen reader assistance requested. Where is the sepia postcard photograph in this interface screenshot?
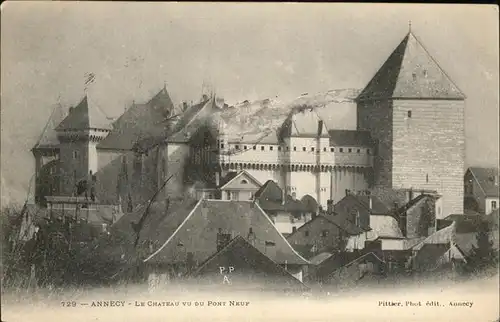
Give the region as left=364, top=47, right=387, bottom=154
left=1, top=2, right=499, bottom=322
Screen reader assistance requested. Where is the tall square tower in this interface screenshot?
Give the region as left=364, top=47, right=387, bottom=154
left=356, top=30, right=466, bottom=218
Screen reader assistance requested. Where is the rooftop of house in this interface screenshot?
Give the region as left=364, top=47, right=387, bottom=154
left=191, top=235, right=308, bottom=290
left=254, top=180, right=308, bottom=214
left=125, top=199, right=309, bottom=266
left=467, top=167, right=500, bottom=198
left=356, top=31, right=465, bottom=101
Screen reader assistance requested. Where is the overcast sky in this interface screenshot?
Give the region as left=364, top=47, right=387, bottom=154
left=1, top=3, right=498, bottom=204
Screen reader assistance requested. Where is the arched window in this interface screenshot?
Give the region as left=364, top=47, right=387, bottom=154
left=240, top=179, right=248, bottom=184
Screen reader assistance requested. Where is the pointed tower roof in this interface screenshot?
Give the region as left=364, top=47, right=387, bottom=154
left=32, top=103, right=67, bottom=150
left=147, top=85, right=175, bottom=113
left=97, top=86, right=176, bottom=151
left=55, top=96, right=112, bottom=131
left=356, top=31, right=465, bottom=101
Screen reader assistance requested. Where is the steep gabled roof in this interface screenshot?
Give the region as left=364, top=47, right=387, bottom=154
left=219, top=170, right=262, bottom=190
left=191, top=235, right=308, bottom=290
left=467, top=167, right=499, bottom=198
left=357, top=31, right=465, bottom=101
left=97, top=87, right=176, bottom=151
left=167, top=98, right=215, bottom=143
left=144, top=200, right=309, bottom=265
left=254, top=180, right=306, bottom=214
left=56, top=96, right=112, bottom=131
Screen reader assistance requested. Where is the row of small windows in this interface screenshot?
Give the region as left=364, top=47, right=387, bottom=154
left=220, top=144, right=370, bottom=154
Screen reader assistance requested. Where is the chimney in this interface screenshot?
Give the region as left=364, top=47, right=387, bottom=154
left=292, top=226, right=297, bottom=233
left=327, top=200, right=334, bottom=214
left=408, top=188, right=414, bottom=203
left=317, top=120, right=324, bottom=136
left=368, top=196, right=373, bottom=211
left=215, top=172, right=220, bottom=187
left=495, top=175, right=499, bottom=186
left=282, top=188, right=286, bottom=205
left=399, top=212, right=407, bottom=237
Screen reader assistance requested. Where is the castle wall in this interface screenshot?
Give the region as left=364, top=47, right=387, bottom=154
left=58, top=139, right=90, bottom=196
left=392, top=99, right=465, bottom=218
left=357, top=100, right=393, bottom=188
left=330, top=167, right=370, bottom=205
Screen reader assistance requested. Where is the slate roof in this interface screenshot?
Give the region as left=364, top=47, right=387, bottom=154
left=167, top=98, right=215, bottom=143
left=315, top=251, right=385, bottom=282
left=56, top=96, right=112, bottom=131
left=254, top=180, right=306, bottom=214
left=190, top=235, right=308, bottom=291
left=334, top=195, right=391, bottom=215
left=328, top=130, right=374, bottom=147
left=301, top=195, right=319, bottom=213
left=97, top=88, right=176, bottom=151
left=32, top=104, right=67, bottom=150
left=144, top=200, right=309, bottom=265
left=468, top=167, right=499, bottom=198
left=219, top=170, right=262, bottom=190
left=356, top=31, right=465, bottom=101
left=396, top=193, right=438, bottom=215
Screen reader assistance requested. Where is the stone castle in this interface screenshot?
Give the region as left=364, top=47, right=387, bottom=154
left=32, top=30, right=465, bottom=219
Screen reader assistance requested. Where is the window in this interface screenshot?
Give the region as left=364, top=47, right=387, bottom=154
left=231, top=191, right=239, bottom=200
left=235, top=145, right=240, bottom=150
left=221, top=144, right=225, bottom=149
left=339, top=148, right=344, bottom=152
left=407, top=110, right=412, bottom=118
left=412, top=73, right=417, bottom=81
left=311, top=147, right=315, bottom=152
left=357, top=149, right=360, bottom=153
left=241, top=180, right=248, bottom=184
left=293, top=147, right=297, bottom=151
left=348, top=148, right=352, bottom=153
left=323, top=148, right=327, bottom=152
left=270, top=146, right=273, bottom=151
left=330, top=148, right=334, bottom=152
left=244, top=145, right=247, bottom=150
left=278, top=146, right=282, bottom=151
left=253, top=146, right=256, bottom=150
left=302, top=147, right=306, bottom=152
left=367, top=149, right=371, bottom=155
left=304, top=231, right=310, bottom=237
left=286, top=146, right=289, bottom=151
left=226, top=191, right=231, bottom=200
left=492, top=201, right=498, bottom=210
left=423, top=70, right=428, bottom=77
left=321, top=230, right=329, bottom=237
left=73, top=150, right=79, bottom=159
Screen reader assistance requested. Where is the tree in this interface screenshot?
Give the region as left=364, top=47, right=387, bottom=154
left=463, top=221, right=498, bottom=275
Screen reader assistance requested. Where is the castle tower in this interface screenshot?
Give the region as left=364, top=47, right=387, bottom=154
left=55, top=95, right=112, bottom=196
left=355, top=29, right=466, bottom=218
